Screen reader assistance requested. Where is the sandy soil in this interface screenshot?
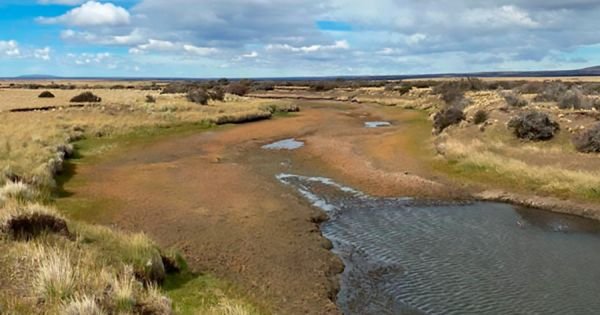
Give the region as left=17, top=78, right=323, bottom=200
left=59, top=100, right=465, bottom=314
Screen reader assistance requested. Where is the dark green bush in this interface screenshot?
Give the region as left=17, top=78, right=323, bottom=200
left=38, top=91, right=55, bottom=98
left=433, top=107, right=464, bottom=133
left=473, top=110, right=489, bottom=124
left=508, top=111, right=559, bottom=141
left=70, top=92, right=101, bottom=103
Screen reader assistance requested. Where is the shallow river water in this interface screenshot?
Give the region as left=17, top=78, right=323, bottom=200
left=277, top=174, right=600, bottom=315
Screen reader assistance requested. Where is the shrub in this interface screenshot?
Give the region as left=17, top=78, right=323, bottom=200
left=70, top=92, right=101, bottom=103
left=38, top=91, right=55, bottom=98
left=572, top=123, right=600, bottom=153
left=473, top=110, right=489, bottom=124
left=145, top=95, right=156, bottom=103
left=557, top=88, right=592, bottom=109
left=507, top=111, right=560, bottom=141
left=533, top=82, right=568, bottom=102
left=433, top=107, right=464, bottom=133
left=226, top=83, right=249, bottom=96
left=209, top=86, right=225, bottom=101
left=432, top=79, right=484, bottom=106
left=186, top=89, right=209, bottom=105
left=502, top=91, right=528, bottom=107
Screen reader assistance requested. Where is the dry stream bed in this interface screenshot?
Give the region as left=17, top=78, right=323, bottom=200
left=57, top=100, right=600, bottom=314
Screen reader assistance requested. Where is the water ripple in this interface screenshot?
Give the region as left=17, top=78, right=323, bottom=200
left=278, top=174, right=600, bottom=315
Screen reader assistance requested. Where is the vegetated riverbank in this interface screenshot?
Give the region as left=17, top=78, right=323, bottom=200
left=0, top=82, right=298, bottom=314
left=251, top=80, right=600, bottom=221
left=56, top=100, right=470, bottom=314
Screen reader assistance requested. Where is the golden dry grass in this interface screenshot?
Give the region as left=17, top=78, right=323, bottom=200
left=0, top=85, right=278, bottom=314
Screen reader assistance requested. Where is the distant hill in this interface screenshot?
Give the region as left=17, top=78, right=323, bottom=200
left=15, top=74, right=61, bottom=80
left=5, top=66, right=600, bottom=81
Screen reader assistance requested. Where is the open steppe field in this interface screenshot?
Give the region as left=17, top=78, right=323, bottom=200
left=2, top=77, right=600, bottom=314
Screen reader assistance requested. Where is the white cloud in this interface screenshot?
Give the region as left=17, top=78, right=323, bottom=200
left=242, top=51, right=259, bottom=58
left=128, top=39, right=218, bottom=56
left=464, top=5, right=539, bottom=28
left=405, top=33, right=426, bottom=46
left=61, top=28, right=146, bottom=46
left=70, top=52, right=111, bottom=65
left=183, top=44, right=218, bottom=56
left=38, top=0, right=85, bottom=5
left=0, top=40, right=20, bottom=57
left=34, top=47, right=51, bottom=60
left=38, top=1, right=131, bottom=27
left=266, top=40, right=349, bottom=53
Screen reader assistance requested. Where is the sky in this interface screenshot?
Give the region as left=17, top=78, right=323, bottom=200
left=2, top=0, right=600, bottom=78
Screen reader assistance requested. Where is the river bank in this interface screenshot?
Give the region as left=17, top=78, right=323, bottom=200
left=56, top=97, right=600, bottom=313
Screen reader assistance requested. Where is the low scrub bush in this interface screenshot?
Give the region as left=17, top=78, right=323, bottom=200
left=572, top=123, right=600, bottom=153
left=557, top=88, right=592, bottom=109
left=145, top=95, right=156, bottom=103
left=208, top=86, right=225, bottom=101
left=187, top=89, right=209, bottom=105
left=70, top=92, right=101, bottom=103
left=533, top=82, right=568, bottom=102
left=38, top=91, right=55, bottom=98
left=507, top=111, right=560, bottom=141
left=502, top=91, right=528, bottom=107
left=433, top=106, right=464, bottom=133
left=473, top=110, right=489, bottom=124
left=226, top=83, right=250, bottom=96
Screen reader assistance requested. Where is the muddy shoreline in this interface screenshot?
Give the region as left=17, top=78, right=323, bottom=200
left=58, top=100, right=600, bottom=314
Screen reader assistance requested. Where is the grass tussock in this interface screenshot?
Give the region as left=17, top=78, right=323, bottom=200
left=439, top=138, right=600, bottom=199
left=0, top=84, right=272, bottom=314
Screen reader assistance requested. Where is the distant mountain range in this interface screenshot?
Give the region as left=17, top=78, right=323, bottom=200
left=7, top=66, right=600, bottom=81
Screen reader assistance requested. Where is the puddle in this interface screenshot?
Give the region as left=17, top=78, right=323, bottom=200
left=262, top=138, right=304, bottom=150
left=278, top=173, right=600, bottom=315
left=365, top=121, right=391, bottom=128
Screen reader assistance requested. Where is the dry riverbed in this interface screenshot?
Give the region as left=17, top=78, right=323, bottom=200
left=57, top=100, right=469, bottom=314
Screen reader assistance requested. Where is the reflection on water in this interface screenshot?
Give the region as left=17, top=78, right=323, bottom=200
left=277, top=174, right=600, bottom=315
left=262, top=138, right=304, bottom=150
left=365, top=121, right=392, bottom=128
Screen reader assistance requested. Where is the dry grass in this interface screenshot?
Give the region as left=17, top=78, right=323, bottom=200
left=439, top=137, right=600, bottom=198
left=0, top=84, right=273, bottom=314
left=63, top=295, right=107, bottom=315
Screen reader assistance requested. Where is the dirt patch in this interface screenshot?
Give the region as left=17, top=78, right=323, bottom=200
left=59, top=101, right=457, bottom=314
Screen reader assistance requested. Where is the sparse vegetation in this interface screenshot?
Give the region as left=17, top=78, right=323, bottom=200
left=502, top=91, right=528, bottom=107
left=226, top=83, right=250, bottom=96
left=533, top=82, right=568, bottom=102
left=557, top=87, right=592, bottom=109
left=508, top=111, right=560, bottom=141
left=70, top=92, right=101, bottom=103
left=187, top=89, right=209, bottom=105
left=573, top=123, right=600, bottom=153
left=433, top=106, right=464, bottom=133
left=38, top=91, right=55, bottom=98
left=473, top=110, right=489, bottom=125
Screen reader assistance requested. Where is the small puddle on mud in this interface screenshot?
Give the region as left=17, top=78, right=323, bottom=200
left=262, top=138, right=304, bottom=150
left=277, top=173, right=600, bottom=315
left=365, top=121, right=391, bottom=128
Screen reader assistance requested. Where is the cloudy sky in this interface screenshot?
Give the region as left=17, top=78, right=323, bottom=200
left=2, top=0, right=600, bottom=77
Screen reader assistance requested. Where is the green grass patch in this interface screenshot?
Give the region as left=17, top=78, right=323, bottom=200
left=164, top=271, right=266, bottom=315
